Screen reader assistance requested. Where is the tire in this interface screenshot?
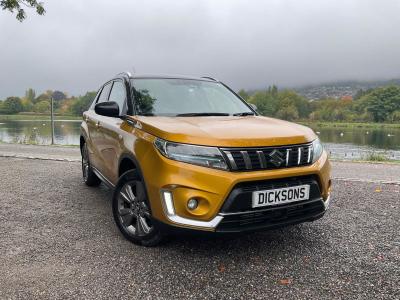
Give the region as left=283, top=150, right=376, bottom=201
left=81, top=142, right=101, bottom=187
left=112, top=170, right=164, bottom=246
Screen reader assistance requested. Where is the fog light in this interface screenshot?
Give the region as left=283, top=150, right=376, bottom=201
left=187, top=198, right=198, bottom=210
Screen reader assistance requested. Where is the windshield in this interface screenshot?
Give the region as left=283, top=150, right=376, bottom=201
left=130, top=78, right=253, bottom=116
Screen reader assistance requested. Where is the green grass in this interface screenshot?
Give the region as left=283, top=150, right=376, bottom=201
left=363, top=152, right=388, bottom=162
left=331, top=157, right=400, bottom=164
left=0, top=114, right=81, bottom=121
left=298, top=121, right=400, bottom=129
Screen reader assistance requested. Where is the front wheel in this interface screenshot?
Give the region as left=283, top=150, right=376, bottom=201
left=112, top=170, right=164, bottom=246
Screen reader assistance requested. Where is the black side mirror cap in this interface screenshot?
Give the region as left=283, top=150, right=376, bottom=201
left=95, top=101, right=120, bottom=117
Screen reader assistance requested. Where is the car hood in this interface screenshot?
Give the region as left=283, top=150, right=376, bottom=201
left=130, top=116, right=316, bottom=147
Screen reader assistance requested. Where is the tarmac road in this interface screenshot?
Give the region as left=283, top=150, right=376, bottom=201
left=0, top=148, right=399, bottom=299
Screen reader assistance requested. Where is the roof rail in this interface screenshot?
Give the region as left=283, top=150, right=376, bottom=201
left=201, top=76, right=218, bottom=82
left=116, top=71, right=132, bottom=78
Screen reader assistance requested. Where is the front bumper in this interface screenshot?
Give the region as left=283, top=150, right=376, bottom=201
left=139, top=143, right=331, bottom=232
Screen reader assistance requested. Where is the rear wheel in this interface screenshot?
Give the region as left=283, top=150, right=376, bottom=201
left=81, top=142, right=101, bottom=187
left=112, top=170, right=164, bottom=246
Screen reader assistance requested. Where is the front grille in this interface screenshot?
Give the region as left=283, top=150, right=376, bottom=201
left=221, top=143, right=313, bottom=171
left=216, top=199, right=325, bottom=233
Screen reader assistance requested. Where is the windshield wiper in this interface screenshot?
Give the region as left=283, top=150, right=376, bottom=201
left=233, top=112, right=255, bottom=116
left=176, top=112, right=230, bottom=117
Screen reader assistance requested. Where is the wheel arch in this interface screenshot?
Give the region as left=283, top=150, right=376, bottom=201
left=117, top=153, right=154, bottom=213
left=118, top=153, right=143, bottom=179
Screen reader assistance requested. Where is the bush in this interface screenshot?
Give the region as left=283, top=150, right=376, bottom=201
left=34, top=100, right=50, bottom=113
left=2, top=97, right=23, bottom=114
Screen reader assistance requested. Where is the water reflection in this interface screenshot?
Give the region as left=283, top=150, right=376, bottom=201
left=0, top=120, right=399, bottom=153
left=308, top=126, right=400, bottom=150
left=0, top=120, right=81, bottom=145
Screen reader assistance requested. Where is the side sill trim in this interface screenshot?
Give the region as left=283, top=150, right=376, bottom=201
left=92, top=167, right=115, bottom=188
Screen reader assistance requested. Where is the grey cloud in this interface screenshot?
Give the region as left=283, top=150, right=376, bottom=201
left=1, top=0, right=400, bottom=98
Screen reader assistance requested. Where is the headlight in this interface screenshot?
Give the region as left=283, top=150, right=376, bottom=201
left=312, top=138, right=324, bottom=163
left=154, top=138, right=228, bottom=170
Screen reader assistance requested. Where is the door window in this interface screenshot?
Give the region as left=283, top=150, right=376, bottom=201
left=97, top=82, right=112, bottom=103
left=109, top=81, right=126, bottom=115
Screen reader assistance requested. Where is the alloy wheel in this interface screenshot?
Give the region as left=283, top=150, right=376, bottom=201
left=117, top=180, right=153, bottom=237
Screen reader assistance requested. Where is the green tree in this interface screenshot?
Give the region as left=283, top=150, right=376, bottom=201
left=248, top=85, right=280, bottom=116
left=276, top=90, right=310, bottom=119
left=358, top=86, right=400, bottom=122
left=389, top=110, right=400, bottom=122
left=33, top=100, right=50, bottom=113
left=276, top=105, right=299, bottom=121
left=21, top=98, right=34, bottom=111
left=237, top=89, right=249, bottom=101
left=3, top=96, right=23, bottom=114
left=70, top=91, right=97, bottom=115
left=25, top=88, right=36, bottom=102
left=1, top=0, right=45, bottom=21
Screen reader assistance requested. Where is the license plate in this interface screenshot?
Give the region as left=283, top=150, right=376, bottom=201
left=252, top=185, right=310, bottom=208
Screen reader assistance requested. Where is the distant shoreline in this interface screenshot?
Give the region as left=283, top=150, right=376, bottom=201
left=0, top=114, right=81, bottom=121
left=1, top=114, right=400, bottom=129
left=298, top=121, right=400, bottom=129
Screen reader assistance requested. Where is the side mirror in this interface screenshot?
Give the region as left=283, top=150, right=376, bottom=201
left=95, top=101, right=120, bottom=117
left=249, top=103, right=258, bottom=111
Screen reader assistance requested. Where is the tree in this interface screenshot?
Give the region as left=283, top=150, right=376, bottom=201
left=3, top=97, right=23, bottom=114
left=238, top=89, right=249, bottom=101
left=34, top=91, right=51, bottom=103
left=1, top=0, right=45, bottom=21
left=52, top=90, right=66, bottom=101
left=33, top=100, right=50, bottom=113
left=276, top=105, right=299, bottom=121
left=389, top=110, right=400, bottom=122
left=25, top=88, right=36, bottom=102
left=70, top=92, right=97, bottom=115
left=21, top=98, right=33, bottom=111
left=358, top=86, right=400, bottom=122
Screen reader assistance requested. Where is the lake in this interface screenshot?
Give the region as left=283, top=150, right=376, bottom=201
left=0, top=120, right=399, bottom=160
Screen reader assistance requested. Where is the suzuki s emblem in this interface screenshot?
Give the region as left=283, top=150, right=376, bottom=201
left=268, top=149, right=285, bottom=167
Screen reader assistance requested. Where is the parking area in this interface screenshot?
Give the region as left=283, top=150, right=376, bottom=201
left=0, top=156, right=399, bottom=299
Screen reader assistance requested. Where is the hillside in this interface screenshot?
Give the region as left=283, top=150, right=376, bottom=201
left=294, top=79, right=400, bottom=100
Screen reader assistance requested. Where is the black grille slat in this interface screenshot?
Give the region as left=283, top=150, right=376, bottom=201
left=223, top=143, right=313, bottom=171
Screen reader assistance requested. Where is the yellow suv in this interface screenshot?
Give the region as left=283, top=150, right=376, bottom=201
left=80, top=72, right=331, bottom=246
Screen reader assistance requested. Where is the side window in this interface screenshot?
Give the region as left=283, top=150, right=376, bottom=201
left=108, top=81, right=126, bottom=115
left=97, top=82, right=112, bottom=103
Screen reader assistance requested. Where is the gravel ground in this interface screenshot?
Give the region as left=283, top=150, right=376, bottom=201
left=0, top=157, right=399, bottom=299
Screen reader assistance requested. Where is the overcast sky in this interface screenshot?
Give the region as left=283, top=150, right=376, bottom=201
left=1, top=0, right=400, bottom=98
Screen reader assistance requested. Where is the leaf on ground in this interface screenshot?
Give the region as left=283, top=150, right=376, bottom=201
left=279, top=278, right=292, bottom=285
left=375, top=187, right=382, bottom=192
left=218, top=264, right=226, bottom=272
